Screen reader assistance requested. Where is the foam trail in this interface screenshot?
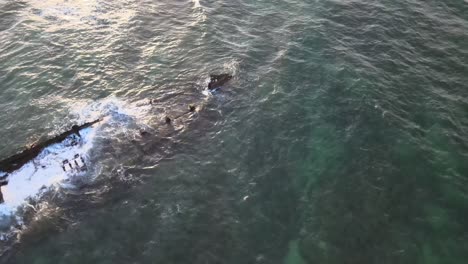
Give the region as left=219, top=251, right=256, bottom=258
left=189, top=0, right=206, bottom=26
left=192, top=0, right=202, bottom=8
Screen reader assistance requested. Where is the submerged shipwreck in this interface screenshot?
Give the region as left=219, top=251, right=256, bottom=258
left=0, top=73, right=233, bottom=205
left=0, top=119, right=102, bottom=203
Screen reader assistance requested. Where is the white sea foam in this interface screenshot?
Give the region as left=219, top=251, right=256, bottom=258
left=192, top=0, right=202, bottom=9
left=69, top=97, right=152, bottom=124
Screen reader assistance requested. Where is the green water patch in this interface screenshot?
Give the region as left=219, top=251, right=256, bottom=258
left=284, top=240, right=306, bottom=264
left=291, top=99, right=468, bottom=264
left=276, top=49, right=468, bottom=262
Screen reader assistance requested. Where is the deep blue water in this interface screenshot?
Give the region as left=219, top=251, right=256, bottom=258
left=0, top=0, right=467, bottom=263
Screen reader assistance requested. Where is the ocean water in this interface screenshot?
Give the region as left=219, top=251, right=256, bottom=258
left=0, top=0, right=467, bottom=263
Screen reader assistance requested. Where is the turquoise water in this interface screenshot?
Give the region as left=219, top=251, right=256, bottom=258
left=1, top=0, right=468, bottom=263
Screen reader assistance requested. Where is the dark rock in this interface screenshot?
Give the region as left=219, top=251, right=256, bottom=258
left=208, top=74, right=232, bottom=90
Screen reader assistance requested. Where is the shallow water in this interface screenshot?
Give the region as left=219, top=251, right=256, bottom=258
left=0, top=0, right=467, bottom=263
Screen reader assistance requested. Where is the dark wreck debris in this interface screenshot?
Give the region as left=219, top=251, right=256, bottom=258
left=62, top=154, right=87, bottom=172
left=208, top=73, right=232, bottom=90
left=0, top=119, right=102, bottom=174
left=189, top=105, right=196, bottom=112
left=164, top=104, right=199, bottom=125
left=139, top=130, right=151, bottom=137
left=0, top=176, right=8, bottom=204
left=175, top=105, right=198, bottom=119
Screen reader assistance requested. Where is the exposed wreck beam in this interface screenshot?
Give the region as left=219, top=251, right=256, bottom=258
left=0, top=119, right=102, bottom=174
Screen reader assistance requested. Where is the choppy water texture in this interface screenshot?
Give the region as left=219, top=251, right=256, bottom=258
left=0, top=0, right=468, bottom=263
